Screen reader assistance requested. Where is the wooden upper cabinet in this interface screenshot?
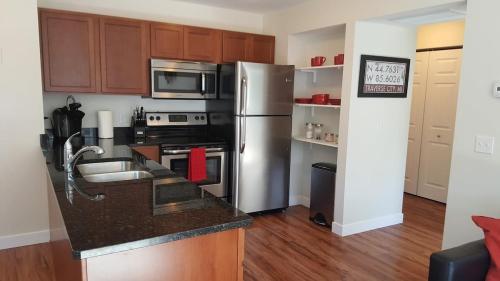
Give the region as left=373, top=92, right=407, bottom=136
left=100, top=17, right=150, bottom=95
left=150, top=23, right=184, bottom=59
left=222, top=31, right=250, bottom=63
left=40, top=10, right=100, bottom=93
left=184, top=26, right=222, bottom=63
left=248, top=35, right=275, bottom=64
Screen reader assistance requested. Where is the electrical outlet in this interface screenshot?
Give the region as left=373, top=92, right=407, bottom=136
left=475, top=135, right=495, bottom=154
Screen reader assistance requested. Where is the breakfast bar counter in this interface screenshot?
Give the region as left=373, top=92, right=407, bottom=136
left=42, top=136, right=251, bottom=281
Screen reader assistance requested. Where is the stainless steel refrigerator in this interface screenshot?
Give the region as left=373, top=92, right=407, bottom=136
left=214, top=62, right=294, bottom=213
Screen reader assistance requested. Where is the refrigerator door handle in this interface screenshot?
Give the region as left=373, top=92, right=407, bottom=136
left=239, top=77, right=247, bottom=153
left=240, top=77, right=247, bottom=115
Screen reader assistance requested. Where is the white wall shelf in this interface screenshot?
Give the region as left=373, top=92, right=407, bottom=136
left=296, top=65, right=344, bottom=83
left=293, top=136, right=339, bottom=148
left=296, top=65, right=344, bottom=71
left=294, top=103, right=341, bottom=109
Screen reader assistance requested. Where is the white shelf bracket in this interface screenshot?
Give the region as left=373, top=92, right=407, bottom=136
left=311, top=71, right=317, bottom=83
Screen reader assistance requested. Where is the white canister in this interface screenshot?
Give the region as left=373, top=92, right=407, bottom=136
left=97, top=110, right=113, bottom=139
left=306, top=123, right=314, bottom=139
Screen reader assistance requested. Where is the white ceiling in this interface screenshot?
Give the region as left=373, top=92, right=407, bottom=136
left=385, top=2, right=467, bottom=25
left=173, top=0, right=310, bottom=14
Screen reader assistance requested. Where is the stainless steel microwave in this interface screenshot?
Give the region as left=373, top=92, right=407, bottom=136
left=151, top=59, right=217, bottom=99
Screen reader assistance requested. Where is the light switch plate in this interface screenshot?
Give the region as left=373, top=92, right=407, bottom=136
left=494, top=82, right=500, bottom=98
left=475, top=135, right=495, bottom=154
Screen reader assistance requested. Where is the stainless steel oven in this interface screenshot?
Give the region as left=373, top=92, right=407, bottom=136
left=161, top=147, right=228, bottom=198
left=151, top=59, right=217, bottom=99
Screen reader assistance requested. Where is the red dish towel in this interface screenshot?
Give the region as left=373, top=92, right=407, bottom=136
left=188, top=147, right=207, bottom=183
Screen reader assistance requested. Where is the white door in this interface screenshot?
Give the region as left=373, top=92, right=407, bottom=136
left=417, top=49, right=462, bottom=203
left=405, top=52, right=430, bottom=194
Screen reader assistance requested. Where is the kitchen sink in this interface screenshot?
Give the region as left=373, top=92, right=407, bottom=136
left=82, top=171, right=154, bottom=183
left=76, top=160, right=154, bottom=183
left=77, top=160, right=135, bottom=176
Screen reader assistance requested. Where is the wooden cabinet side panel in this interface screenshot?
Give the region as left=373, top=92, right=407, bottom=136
left=47, top=170, right=87, bottom=281
left=100, top=17, right=150, bottom=95
left=237, top=228, right=245, bottom=281
left=131, top=145, right=159, bottom=162
left=39, top=9, right=100, bottom=93
left=86, top=229, right=239, bottom=281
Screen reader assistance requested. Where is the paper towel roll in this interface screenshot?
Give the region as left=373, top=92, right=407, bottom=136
left=98, top=138, right=114, bottom=158
left=97, top=110, right=113, bottom=139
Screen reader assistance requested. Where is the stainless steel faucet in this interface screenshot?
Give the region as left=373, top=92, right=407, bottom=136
left=64, top=132, right=106, bottom=201
left=64, top=132, right=105, bottom=174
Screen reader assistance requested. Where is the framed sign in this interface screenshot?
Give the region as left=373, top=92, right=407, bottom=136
left=358, top=55, right=411, bottom=98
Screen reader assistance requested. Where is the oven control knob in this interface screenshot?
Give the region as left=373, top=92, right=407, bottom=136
left=200, top=116, right=205, bottom=120
left=195, top=116, right=199, bottom=120
left=156, top=116, right=161, bottom=121
left=149, top=116, right=154, bottom=121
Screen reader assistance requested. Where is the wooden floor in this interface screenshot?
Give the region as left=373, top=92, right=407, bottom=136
left=0, top=194, right=444, bottom=281
left=244, top=194, right=445, bottom=281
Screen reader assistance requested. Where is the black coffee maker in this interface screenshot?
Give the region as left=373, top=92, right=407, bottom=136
left=52, top=95, right=85, bottom=139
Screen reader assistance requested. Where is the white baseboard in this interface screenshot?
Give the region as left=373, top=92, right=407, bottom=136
left=332, top=213, right=404, bottom=237
left=0, top=229, right=50, bottom=250
left=289, top=195, right=310, bottom=207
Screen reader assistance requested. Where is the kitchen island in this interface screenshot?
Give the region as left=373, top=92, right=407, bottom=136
left=42, top=136, right=252, bottom=281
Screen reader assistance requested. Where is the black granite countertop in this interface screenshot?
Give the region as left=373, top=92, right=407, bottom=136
left=42, top=134, right=252, bottom=259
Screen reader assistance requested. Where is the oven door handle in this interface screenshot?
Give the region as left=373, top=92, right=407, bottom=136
left=163, top=147, right=224, bottom=154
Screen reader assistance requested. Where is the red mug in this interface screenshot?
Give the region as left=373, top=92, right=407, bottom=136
left=334, top=54, right=344, bottom=65
left=311, top=56, right=326, bottom=67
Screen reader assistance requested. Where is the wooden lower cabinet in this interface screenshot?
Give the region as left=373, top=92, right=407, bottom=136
left=51, top=229, right=245, bottom=281
left=131, top=145, right=159, bottom=162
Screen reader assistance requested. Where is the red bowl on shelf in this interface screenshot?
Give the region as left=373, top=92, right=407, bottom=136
left=295, top=98, right=312, bottom=104
left=327, top=98, right=341, bottom=105
left=312, top=94, right=330, bottom=104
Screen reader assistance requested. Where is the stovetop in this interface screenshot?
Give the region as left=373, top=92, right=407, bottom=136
left=151, top=136, right=227, bottom=148
left=134, top=112, right=227, bottom=148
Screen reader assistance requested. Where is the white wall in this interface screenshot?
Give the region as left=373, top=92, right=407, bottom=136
left=263, top=0, right=460, bottom=235
left=263, top=0, right=461, bottom=64
left=38, top=0, right=263, bottom=33
left=38, top=0, right=265, bottom=129
left=332, top=21, right=416, bottom=235
left=417, top=20, right=465, bottom=49
left=288, top=25, right=344, bottom=206
left=443, top=0, right=500, bottom=249
left=0, top=0, right=49, bottom=249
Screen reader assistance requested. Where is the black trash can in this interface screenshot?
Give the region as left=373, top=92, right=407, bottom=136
left=309, top=162, right=336, bottom=227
